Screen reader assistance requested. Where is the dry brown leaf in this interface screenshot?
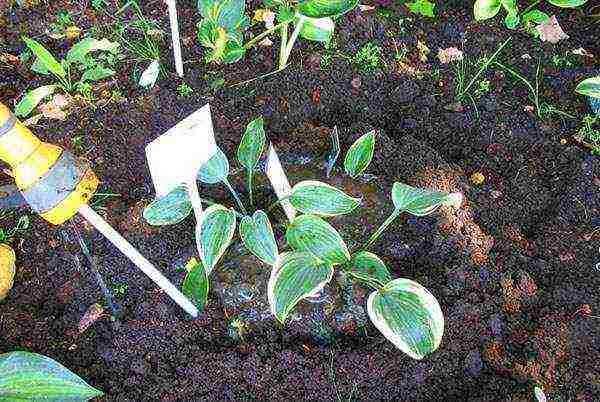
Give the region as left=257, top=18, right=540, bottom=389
left=78, top=303, right=106, bottom=334
left=537, top=16, right=569, bottom=44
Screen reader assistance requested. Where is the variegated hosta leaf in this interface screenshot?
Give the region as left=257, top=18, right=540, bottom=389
left=197, top=204, right=236, bottom=273
left=268, top=252, right=334, bottom=323
left=289, top=180, right=360, bottom=216
left=14, top=85, right=57, bottom=117
left=143, top=185, right=192, bottom=226
left=547, top=0, right=587, bottom=7
left=182, top=258, right=209, bottom=312
left=473, top=0, right=501, bottom=21
left=575, top=76, right=600, bottom=99
left=298, top=0, right=358, bottom=18
left=344, top=130, right=376, bottom=177
left=348, top=251, right=391, bottom=284
left=298, top=16, right=334, bottom=42
left=286, top=214, right=350, bottom=265
left=367, top=278, right=444, bottom=360
left=198, top=147, right=230, bottom=184
left=391, top=182, right=461, bottom=216
left=240, top=210, right=278, bottom=265
left=237, top=117, right=266, bottom=171
left=0, top=351, right=103, bottom=400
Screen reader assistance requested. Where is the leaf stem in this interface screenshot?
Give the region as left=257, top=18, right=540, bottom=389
left=361, top=209, right=401, bottom=251
left=267, top=195, right=291, bottom=213
left=247, top=171, right=254, bottom=207
left=278, top=22, right=289, bottom=70
left=244, top=21, right=290, bottom=50
left=223, top=178, right=248, bottom=215
left=279, top=16, right=305, bottom=70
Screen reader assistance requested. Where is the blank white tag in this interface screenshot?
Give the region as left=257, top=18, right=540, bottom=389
left=266, top=144, right=296, bottom=222
left=146, top=104, right=217, bottom=197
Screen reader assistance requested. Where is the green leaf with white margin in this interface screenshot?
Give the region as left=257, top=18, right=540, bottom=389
left=367, top=278, right=444, bottom=360
left=240, top=210, right=278, bottom=265
left=14, top=85, right=57, bottom=117
left=23, top=37, right=66, bottom=78
left=80, top=65, right=115, bottom=82
left=289, top=180, right=360, bottom=216
left=197, top=204, right=236, bottom=273
left=198, top=147, right=230, bottom=184
left=0, top=351, right=103, bottom=401
left=473, top=0, right=501, bottom=21
left=348, top=251, right=391, bottom=284
left=575, top=77, right=600, bottom=99
left=143, top=185, right=192, bottom=226
left=391, top=182, right=462, bottom=216
left=547, top=0, right=587, bottom=7
left=237, top=117, right=265, bottom=172
left=182, top=258, right=209, bottom=312
left=286, top=214, right=350, bottom=265
left=66, top=37, right=120, bottom=64
left=298, top=16, right=334, bottom=42
left=268, top=252, right=334, bottom=323
left=344, top=130, right=375, bottom=177
left=298, top=0, right=358, bottom=18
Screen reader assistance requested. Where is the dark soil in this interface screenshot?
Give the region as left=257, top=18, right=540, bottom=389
left=1, top=0, right=600, bottom=400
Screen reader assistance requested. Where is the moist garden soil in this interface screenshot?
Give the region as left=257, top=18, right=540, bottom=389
left=1, top=0, right=600, bottom=400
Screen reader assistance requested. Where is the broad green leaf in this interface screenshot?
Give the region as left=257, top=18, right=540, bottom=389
left=23, top=37, right=66, bottom=78
left=198, top=0, right=220, bottom=19
left=66, top=37, right=120, bottom=64
left=197, top=204, right=236, bottom=273
left=240, top=210, right=278, bottom=265
left=197, top=19, right=219, bottom=47
left=298, top=16, right=335, bottom=42
left=80, top=65, right=115, bottom=82
left=348, top=251, right=391, bottom=284
left=504, top=11, right=520, bottom=29
left=0, top=351, right=103, bottom=401
left=367, top=278, right=444, bottom=360
left=289, top=180, right=360, bottom=216
left=298, top=0, right=358, bottom=18
left=286, top=214, right=350, bottom=265
left=522, top=9, right=550, bottom=25
left=14, top=85, right=57, bottom=117
left=182, top=258, right=209, bottom=312
left=198, top=147, right=230, bottom=184
left=237, top=117, right=266, bottom=171
left=143, top=185, right=192, bottom=226
left=547, top=0, right=587, bottom=7
left=268, top=252, right=334, bottom=323
left=391, top=182, right=461, bottom=216
left=344, top=130, right=375, bottom=177
left=216, top=0, right=246, bottom=30
left=31, top=57, right=50, bottom=75
left=406, top=0, right=435, bottom=18
left=575, top=77, right=600, bottom=99
left=473, top=0, right=501, bottom=20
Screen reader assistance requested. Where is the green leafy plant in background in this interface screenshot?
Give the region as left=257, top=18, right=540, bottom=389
left=15, top=36, right=121, bottom=117
left=143, top=120, right=463, bottom=360
left=0, top=351, right=103, bottom=401
left=473, top=0, right=588, bottom=30
left=196, top=0, right=359, bottom=70
left=406, top=0, right=436, bottom=18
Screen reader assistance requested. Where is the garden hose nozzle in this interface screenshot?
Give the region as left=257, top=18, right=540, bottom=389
left=0, top=103, right=99, bottom=225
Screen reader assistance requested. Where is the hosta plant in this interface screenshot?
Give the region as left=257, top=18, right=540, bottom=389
left=473, top=0, right=588, bottom=31
left=196, top=0, right=358, bottom=69
left=575, top=76, right=600, bottom=116
left=143, top=120, right=463, bottom=360
left=15, top=36, right=121, bottom=117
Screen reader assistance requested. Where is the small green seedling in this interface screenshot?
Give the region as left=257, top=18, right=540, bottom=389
left=15, top=36, right=121, bottom=117
left=406, top=0, right=436, bottom=18
left=0, top=351, right=103, bottom=401
left=473, top=0, right=588, bottom=31
left=143, top=121, right=463, bottom=360
left=352, top=42, right=383, bottom=72
left=177, top=83, right=194, bottom=97
left=196, top=0, right=359, bottom=70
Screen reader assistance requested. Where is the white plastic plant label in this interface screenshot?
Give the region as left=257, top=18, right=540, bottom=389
left=145, top=104, right=217, bottom=197
left=266, top=143, right=296, bottom=222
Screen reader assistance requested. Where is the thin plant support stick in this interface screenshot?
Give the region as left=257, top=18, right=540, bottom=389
left=458, top=37, right=511, bottom=99
left=78, top=204, right=199, bottom=317
left=223, top=178, right=248, bottom=215
left=278, top=23, right=289, bottom=71
left=166, top=0, right=184, bottom=77
left=361, top=210, right=401, bottom=251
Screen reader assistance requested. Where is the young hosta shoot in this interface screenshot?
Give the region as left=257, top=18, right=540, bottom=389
left=143, top=184, right=192, bottom=226
left=288, top=180, right=361, bottom=216
left=0, top=351, right=103, bottom=401
left=182, top=258, right=210, bottom=311
left=268, top=251, right=334, bottom=323
left=239, top=210, right=278, bottom=265
left=367, top=279, right=444, bottom=360
left=286, top=214, right=350, bottom=265
left=196, top=204, right=236, bottom=273
left=344, top=130, right=376, bottom=177
left=16, top=37, right=120, bottom=117
left=237, top=117, right=266, bottom=206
